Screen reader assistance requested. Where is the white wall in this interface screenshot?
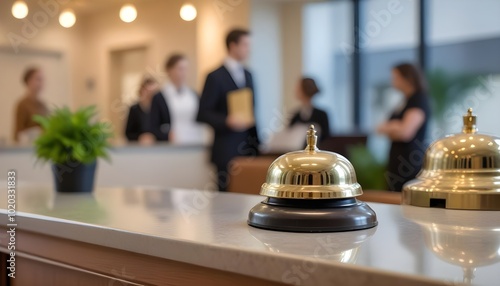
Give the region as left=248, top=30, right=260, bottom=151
left=250, top=0, right=284, bottom=143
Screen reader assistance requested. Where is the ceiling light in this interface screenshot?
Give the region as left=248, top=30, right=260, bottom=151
left=12, top=1, right=29, bottom=19
left=180, top=3, right=197, bottom=22
left=120, top=4, right=137, bottom=23
left=59, top=9, right=76, bottom=28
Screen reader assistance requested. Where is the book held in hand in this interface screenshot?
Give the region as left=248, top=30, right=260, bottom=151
left=227, top=87, right=255, bottom=125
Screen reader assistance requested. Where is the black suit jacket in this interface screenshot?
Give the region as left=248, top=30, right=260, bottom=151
left=290, top=107, right=331, bottom=142
left=197, top=65, right=259, bottom=169
left=125, top=104, right=151, bottom=141
left=150, top=92, right=171, bottom=141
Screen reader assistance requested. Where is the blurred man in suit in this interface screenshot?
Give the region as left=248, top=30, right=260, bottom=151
left=197, top=29, right=259, bottom=192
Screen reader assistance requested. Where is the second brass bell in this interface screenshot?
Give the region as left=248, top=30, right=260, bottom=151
left=403, top=108, right=500, bottom=210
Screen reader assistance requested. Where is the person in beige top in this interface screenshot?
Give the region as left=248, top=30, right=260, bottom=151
left=14, top=67, right=49, bottom=143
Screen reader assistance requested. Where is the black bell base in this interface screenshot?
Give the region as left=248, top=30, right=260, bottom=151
left=248, top=197, right=378, bottom=233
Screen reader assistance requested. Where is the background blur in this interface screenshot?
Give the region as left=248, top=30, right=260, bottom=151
left=1, top=0, right=500, bottom=162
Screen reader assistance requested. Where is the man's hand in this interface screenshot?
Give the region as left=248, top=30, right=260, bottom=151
left=226, top=114, right=253, bottom=131
left=168, top=132, right=175, bottom=142
left=138, top=132, right=156, bottom=145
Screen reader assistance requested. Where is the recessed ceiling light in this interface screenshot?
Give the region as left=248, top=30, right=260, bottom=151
left=59, top=9, right=76, bottom=28
left=120, top=4, right=137, bottom=23
left=12, top=1, right=29, bottom=19
left=180, top=3, right=197, bottom=22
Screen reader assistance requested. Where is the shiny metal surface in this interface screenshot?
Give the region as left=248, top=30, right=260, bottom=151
left=248, top=223, right=377, bottom=264
left=403, top=206, right=500, bottom=285
left=260, top=125, right=363, bottom=199
left=403, top=108, right=500, bottom=210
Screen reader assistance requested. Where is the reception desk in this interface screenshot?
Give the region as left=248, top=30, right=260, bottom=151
left=1, top=186, right=499, bottom=285
left=0, top=144, right=213, bottom=189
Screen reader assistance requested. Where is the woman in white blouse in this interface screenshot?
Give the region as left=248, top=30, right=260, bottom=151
left=150, top=54, right=205, bottom=145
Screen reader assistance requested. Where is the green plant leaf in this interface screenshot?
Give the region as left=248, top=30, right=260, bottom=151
left=33, top=105, right=112, bottom=165
left=426, top=69, right=482, bottom=122
left=347, top=145, right=387, bottom=190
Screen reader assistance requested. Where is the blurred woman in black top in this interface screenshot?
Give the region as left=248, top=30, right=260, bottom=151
left=125, top=78, right=158, bottom=143
left=289, top=77, right=330, bottom=142
left=377, top=63, right=431, bottom=192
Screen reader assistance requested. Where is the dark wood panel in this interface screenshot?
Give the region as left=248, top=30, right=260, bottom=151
left=11, top=257, right=132, bottom=286
left=0, top=227, right=286, bottom=286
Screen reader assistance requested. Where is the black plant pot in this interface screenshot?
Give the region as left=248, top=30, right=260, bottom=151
left=51, top=161, right=97, bottom=193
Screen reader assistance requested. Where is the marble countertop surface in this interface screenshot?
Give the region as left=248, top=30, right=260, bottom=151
left=1, top=186, right=499, bottom=286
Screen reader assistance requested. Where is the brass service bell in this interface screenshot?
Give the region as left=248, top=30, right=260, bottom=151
left=248, top=125, right=378, bottom=232
left=403, top=108, right=500, bottom=210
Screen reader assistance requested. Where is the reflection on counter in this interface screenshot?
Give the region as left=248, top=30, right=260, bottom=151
left=403, top=206, right=500, bottom=284
left=249, top=226, right=376, bottom=264
left=43, top=194, right=108, bottom=225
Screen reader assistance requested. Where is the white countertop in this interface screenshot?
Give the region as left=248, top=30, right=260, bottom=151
left=1, top=186, right=499, bottom=286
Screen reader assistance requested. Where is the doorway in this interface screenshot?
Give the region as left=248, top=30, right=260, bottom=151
left=109, top=47, right=148, bottom=140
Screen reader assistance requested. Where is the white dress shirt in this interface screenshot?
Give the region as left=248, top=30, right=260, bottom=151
left=224, top=57, right=246, bottom=88
left=161, top=83, right=206, bottom=145
left=299, top=105, right=313, bottom=121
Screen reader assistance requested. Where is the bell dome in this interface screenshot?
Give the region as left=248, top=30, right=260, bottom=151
left=403, top=108, right=500, bottom=210
left=248, top=125, right=377, bottom=232
left=261, top=125, right=362, bottom=199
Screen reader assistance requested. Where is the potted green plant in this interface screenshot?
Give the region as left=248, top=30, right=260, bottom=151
left=33, top=106, right=112, bottom=193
